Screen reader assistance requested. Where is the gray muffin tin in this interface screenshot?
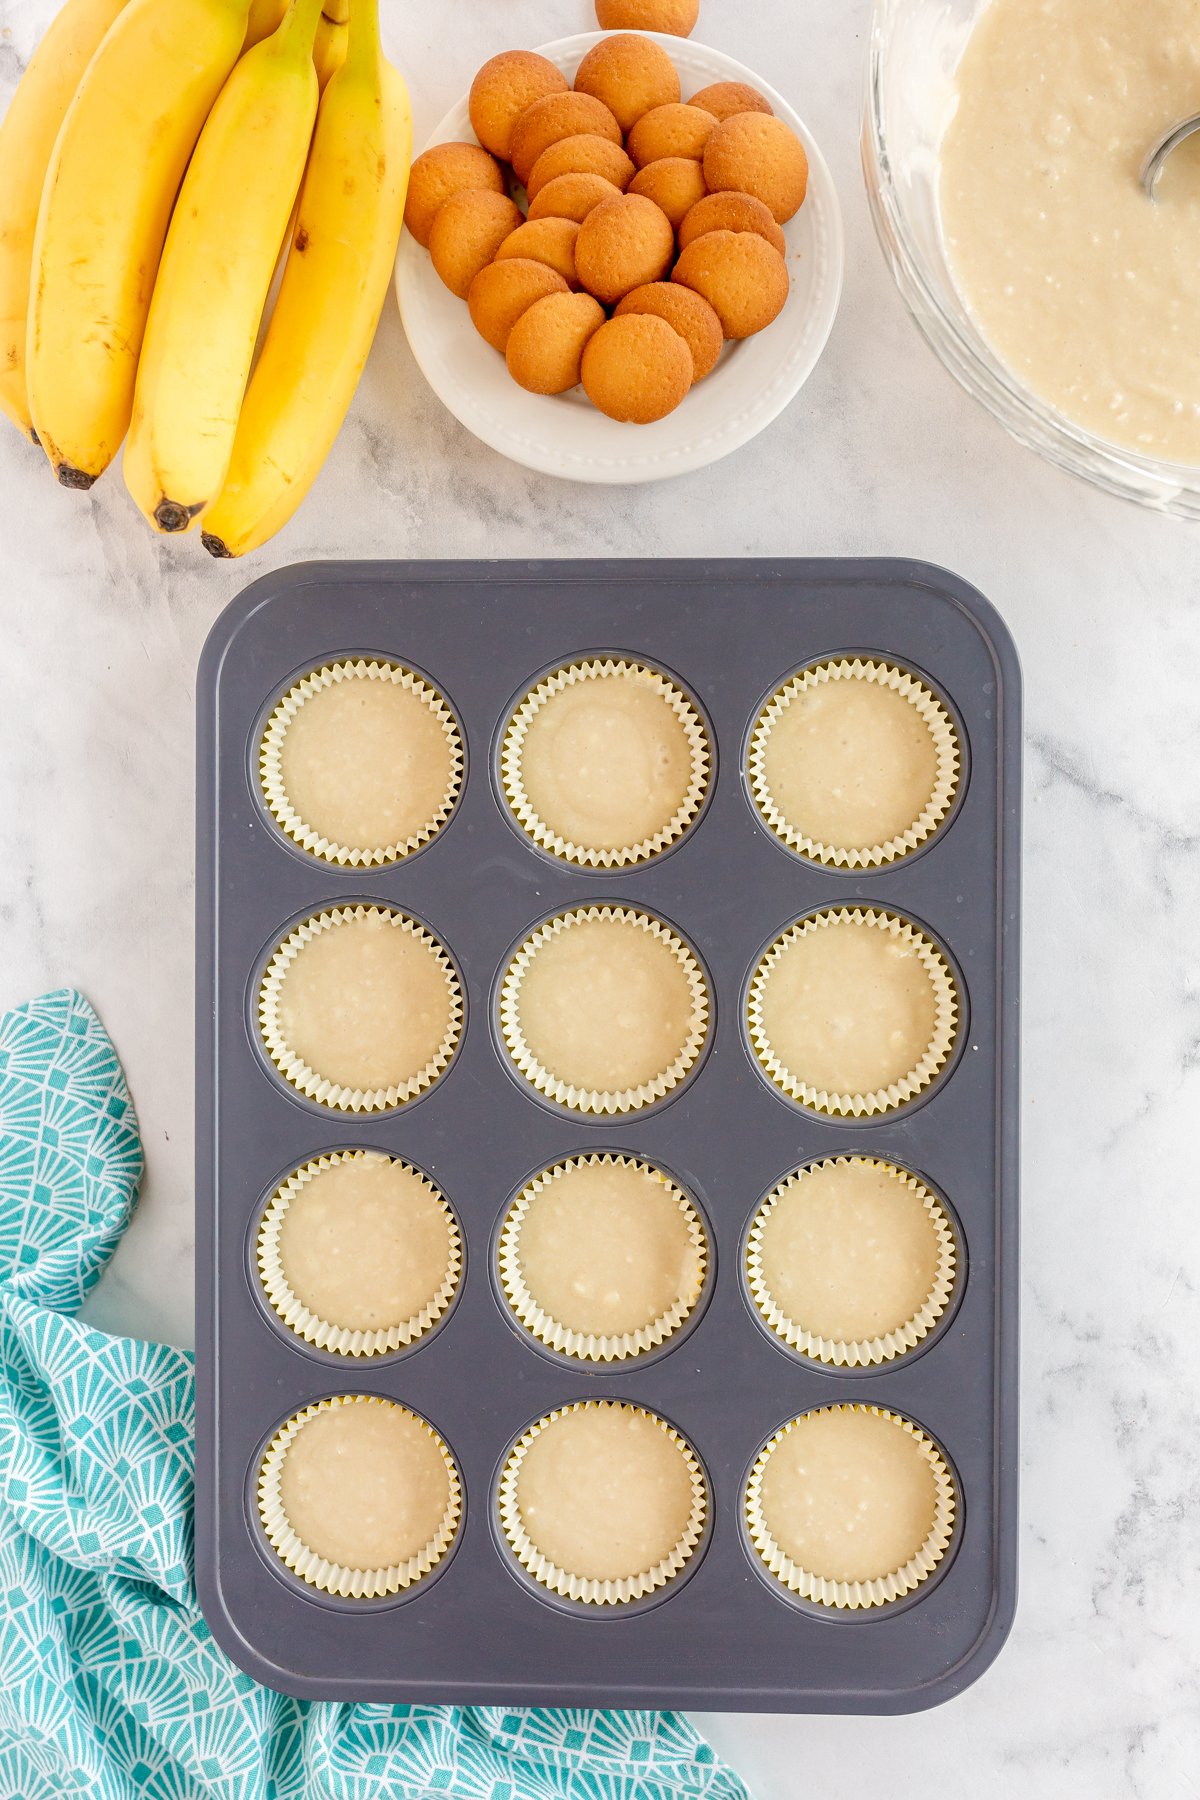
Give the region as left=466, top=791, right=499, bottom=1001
left=195, top=557, right=1020, bottom=1713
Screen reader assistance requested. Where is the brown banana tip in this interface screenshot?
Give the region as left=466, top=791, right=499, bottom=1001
left=29, top=428, right=40, bottom=449
left=55, top=463, right=95, bottom=491
left=154, top=499, right=204, bottom=533
left=201, top=530, right=233, bottom=559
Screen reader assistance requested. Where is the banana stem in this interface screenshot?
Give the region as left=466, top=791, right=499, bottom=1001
left=277, top=0, right=326, bottom=55
left=312, top=12, right=347, bottom=89
left=342, top=0, right=379, bottom=77
left=243, top=0, right=287, bottom=50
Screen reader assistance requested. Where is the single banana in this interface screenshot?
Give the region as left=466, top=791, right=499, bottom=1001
left=26, top=0, right=252, bottom=487
left=313, top=0, right=349, bottom=91
left=202, top=0, right=410, bottom=557
left=0, top=0, right=128, bottom=445
left=124, top=0, right=324, bottom=533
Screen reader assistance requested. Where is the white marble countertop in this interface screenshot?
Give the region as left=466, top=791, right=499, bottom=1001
left=2, top=0, right=1198, bottom=1790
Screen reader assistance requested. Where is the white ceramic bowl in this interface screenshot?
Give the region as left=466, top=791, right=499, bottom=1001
left=395, top=31, right=843, bottom=484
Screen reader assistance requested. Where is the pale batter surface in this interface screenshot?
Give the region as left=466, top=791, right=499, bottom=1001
left=513, top=668, right=701, bottom=855
left=278, top=1401, right=452, bottom=1572
left=757, top=919, right=940, bottom=1097
left=941, top=0, right=1200, bottom=462
left=759, top=1409, right=939, bottom=1585
left=274, top=911, right=455, bottom=1093
left=757, top=1159, right=943, bottom=1343
left=277, top=1155, right=455, bottom=1334
left=515, top=1406, right=696, bottom=1583
left=758, top=677, right=942, bottom=853
left=512, top=915, right=702, bottom=1096
left=275, top=673, right=457, bottom=853
left=512, top=1159, right=704, bottom=1338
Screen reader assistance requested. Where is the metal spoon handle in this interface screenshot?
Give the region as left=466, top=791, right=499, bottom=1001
left=1142, top=113, right=1200, bottom=197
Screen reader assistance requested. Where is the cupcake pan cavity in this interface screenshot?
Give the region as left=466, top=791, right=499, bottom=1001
left=743, top=1404, right=959, bottom=1612
left=746, top=656, right=963, bottom=869
left=255, top=1151, right=464, bottom=1358
left=256, top=1395, right=464, bottom=1600
left=496, top=1400, right=711, bottom=1608
left=744, top=904, right=964, bottom=1117
left=258, top=658, right=465, bottom=868
left=498, top=655, right=714, bottom=868
left=496, top=903, right=713, bottom=1116
left=197, top=558, right=1019, bottom=1712
left=743, top=1156, right=961, bottom=1368
left=495, top=1153, right=712, bottom=1363
left=256, top=903, right=465, bottom=1114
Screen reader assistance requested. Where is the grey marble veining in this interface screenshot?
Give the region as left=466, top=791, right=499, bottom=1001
left=1, top=0, right=1198, bottom=1790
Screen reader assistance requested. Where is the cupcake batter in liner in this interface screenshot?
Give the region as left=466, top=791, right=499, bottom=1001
left=746, top=906, right=959, bottom=1116
left=498, top=905, right=711, bottom=1115
left=498, top=1152, right=709, bottom=1361
left=258, top=904, right=463, bottom=1113
left=745, top=1156, right=957, bottom=1366
left=497, top=1400, right=708, bottom=1605
left=500, top=657, right=711, bottom=868
left=259, top=659, right=464, bottom=867
left=744, top=1404, right=956, bottom=1610
left=257, top=1151, right=463, bottom=1357
left=257, top=1395, right=462, bottom=1599
left=747, top=657, right=960, bottom=868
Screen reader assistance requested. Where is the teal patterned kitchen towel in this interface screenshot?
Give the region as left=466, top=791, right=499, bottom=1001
left=0, top=989, right=747, bottom=1800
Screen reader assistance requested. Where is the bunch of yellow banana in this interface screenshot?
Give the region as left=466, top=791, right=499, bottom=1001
left=0, top=0, right=410, bottom=552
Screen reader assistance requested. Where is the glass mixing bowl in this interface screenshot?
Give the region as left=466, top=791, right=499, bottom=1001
left=862, top=0, right=1200, bottom=519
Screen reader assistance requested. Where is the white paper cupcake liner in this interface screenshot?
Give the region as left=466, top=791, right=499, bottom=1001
left=498, top=1153, right=709, bottom=1361
left=745, top=1156, right=957, bottom=1366
left=746, top=907, right=959, bottom=1116
left=257, top=1395, right=462, bottom=1598
left=499, top=658, right=712, bottom=868
left=498, top=1401, right=708, bottom=1605
left=258, top=905, right=464, bottom=1114
left=747, top=657, right=961, bottom=868
left=256, top=1152, right=463, bottom=1357
left=498, top=905, right=711, bottom=1115
left=259, top=659, right=464, bottom=867
left=744, top=1405, right=957, bottom=1610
